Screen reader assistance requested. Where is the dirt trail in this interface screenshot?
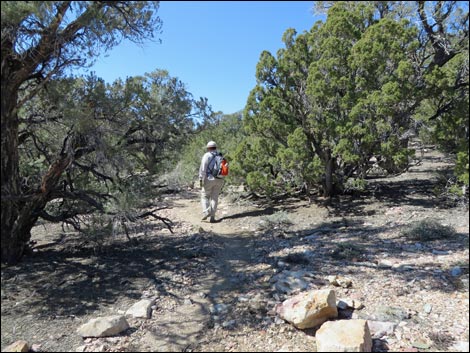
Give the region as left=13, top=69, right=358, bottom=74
left=137, top=195, right=257, bottom=351
left=1, top=146, right=468, bottom=352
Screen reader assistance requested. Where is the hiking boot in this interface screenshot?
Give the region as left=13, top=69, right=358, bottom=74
left=201, top=213, right=209, bottom=221
left=209, top=217, right=216, bottom=223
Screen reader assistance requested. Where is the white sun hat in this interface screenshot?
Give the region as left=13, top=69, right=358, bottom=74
left=206, top=141, right=217, bottom=148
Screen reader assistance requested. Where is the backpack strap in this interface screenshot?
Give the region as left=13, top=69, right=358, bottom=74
left=207, top=151, right=219, bottom=177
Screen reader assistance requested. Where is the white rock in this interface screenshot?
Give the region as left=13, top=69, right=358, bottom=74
left=276, top=289, right=337, bottom=329
left=126, top=299, right=154, bottom=319
left=210, top=303, right=229, bottom=314
left=451, top=341, right=469, bottom=352
left=367, top=320, right=397, bottom=338
left=2, top=340, right=30, bottom=352
left=378, top=259, right=394, bottom=268
left=326, top=275, right=352, bottom=288
left=222, top=320, right=236, bottom=328
left=316, top=319, right=372, bottom=352
left=77, top=315, right=129, bottom=338
left=273, top=270, right=310, bottom=294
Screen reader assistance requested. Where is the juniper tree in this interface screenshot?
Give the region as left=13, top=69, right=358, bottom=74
left=240, top=2, right=419, bottom=197
left=1, top=1, right=163, bottom=264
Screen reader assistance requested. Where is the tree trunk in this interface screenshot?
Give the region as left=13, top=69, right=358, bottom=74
left=1, top=79, right=24, bottom=264
left=324, top=156, right=335, bottom=197
left=1, top=71, right=69, bottom=264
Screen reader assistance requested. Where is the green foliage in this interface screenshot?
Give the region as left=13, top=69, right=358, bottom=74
left=1, top=1, right=167, bottom=263
left=259, top=211, right=292, bottom=230
left=240, top=2, right=422, bottom=197
left=238, top=1, right=468, bottom=198
left=401, top=219, right=457, bottom=242
left=344, top=178, right=368, bottom=193
left=455, top=151, right=469, bottom=186
left=114, top=70, right=197, bottom=175
left=330, top=242, right=363, bottom=261
left=415, top=51, right=469, bottom=187
left=17, top=69, right=201, bottom=234
left=174, top=112, right=246, bottom=186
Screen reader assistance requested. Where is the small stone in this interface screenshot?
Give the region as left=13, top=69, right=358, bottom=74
left=2, top=340, right=30, bottom=352
left=336, top=277, right=352, bottom=288
left=77, top=315, right=129, bottom=338
left=316, top=319, right=372, bottom=352
left=125, top=299, right=154, bottom=319
left=451, top=341, right=469, bottom=352
left=423, top=304, right=432, bottom=314
left=411, top=341, right=430, bottom=349
left=432, top=249, right=448, bottom=255
left=326, top=275, right=338, bottom=284
left=326, top=275, right=352, bottom=288
left=353, top=300, right=365, bottom=310
left=222, top=320, right=236, bottom=328
left=211, top=303, right=229, bottom=314
left=30, top=344, right=41, bottom=352
left=450, top=266, right=462, bottom=277
left=367, top=320, right=397, bottom=338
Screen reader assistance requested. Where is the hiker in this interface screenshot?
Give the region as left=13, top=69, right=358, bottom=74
left=199, top=141, right=225, bottom=223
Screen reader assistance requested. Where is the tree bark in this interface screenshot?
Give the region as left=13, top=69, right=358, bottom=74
left=1, top=65, right=74, bottom=263
left=324, top=154, right=335, bottom=197
left=1, top=70, right=23, bottom=264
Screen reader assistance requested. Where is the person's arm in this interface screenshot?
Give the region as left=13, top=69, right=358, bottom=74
left=199, top=153, right=209, bottom=184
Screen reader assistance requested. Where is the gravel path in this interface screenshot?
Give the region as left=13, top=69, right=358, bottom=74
left=1, top=147, right=468, bottom=352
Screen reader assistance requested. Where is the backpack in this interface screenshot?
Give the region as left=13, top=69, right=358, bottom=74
left=208, top=152, right=229, bottom=178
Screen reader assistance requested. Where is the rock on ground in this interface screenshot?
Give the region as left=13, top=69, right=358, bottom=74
left=125, top=299, right=154, bottom=319
left=77, top=315, right=129, bottom=338
left=276, top=289, right=338, bottom=329
left=1, top=340, right=29, bottom=352
left=316, top=319, right=372, bottom=352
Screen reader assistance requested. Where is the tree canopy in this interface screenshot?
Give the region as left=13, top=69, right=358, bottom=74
left=1, top=1, right=164, bottom=264
left=236, top=1, right=468, bottom=198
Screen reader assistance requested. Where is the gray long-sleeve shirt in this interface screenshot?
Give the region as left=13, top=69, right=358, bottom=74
left=199, top=151, right=217, bottom=181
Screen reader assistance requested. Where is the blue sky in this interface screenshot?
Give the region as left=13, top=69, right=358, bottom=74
left=86, top=1, right=325, bottom=115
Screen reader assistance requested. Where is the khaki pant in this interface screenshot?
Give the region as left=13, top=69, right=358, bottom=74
left=201, top=178, right=225, bottom=218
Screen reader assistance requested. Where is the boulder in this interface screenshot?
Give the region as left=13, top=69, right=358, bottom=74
left=276, top=289, right=337, bottom=329
left=77, top=315, right=129, bottom=338
left=2, top=340, right=29, bottom=352
left=126, top=299, right=154, bottom=319
left=316, top=319, right=372, bottom=352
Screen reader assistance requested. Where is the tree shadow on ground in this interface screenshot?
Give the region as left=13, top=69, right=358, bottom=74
left=2, top=212, right=468, bottom=352
left=218, top=207, right=276, bottom=221
left=2, top=147, right=468, bottom=351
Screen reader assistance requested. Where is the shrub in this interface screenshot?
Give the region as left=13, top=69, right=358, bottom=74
left=330, top=242, right=363, bottom=260
left=401, top=218, right=456, bottom=241
left=259, top=211, right=292, bottom=229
